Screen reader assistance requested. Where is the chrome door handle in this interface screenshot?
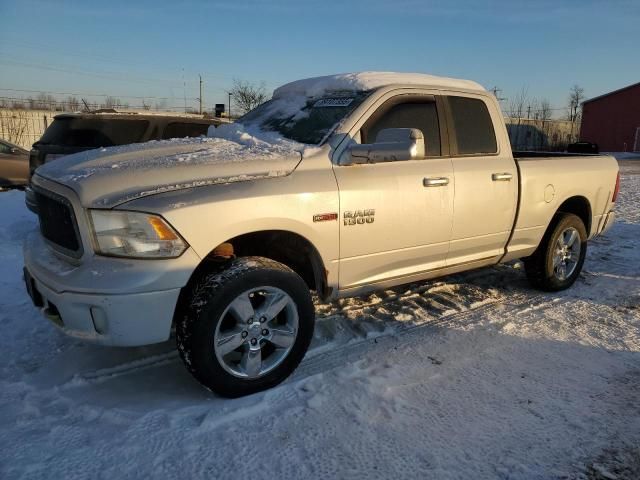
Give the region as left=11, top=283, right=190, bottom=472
left=423, top=177, right=449, bottom=187
left=492, top=172, right=513, bottom=181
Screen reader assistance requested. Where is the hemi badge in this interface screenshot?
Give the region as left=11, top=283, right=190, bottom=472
left=313, top=213, right=338, bottom=222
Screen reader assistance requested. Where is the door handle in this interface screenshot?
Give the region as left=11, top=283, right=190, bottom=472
left=492, top=172, right=513, bottom=181
left=423, top=177, right=449, bottom=187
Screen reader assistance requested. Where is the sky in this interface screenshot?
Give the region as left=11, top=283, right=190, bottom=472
left=0, top=0, right=638, bottom=116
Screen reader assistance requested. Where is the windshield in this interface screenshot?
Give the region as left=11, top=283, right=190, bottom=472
left=38, top=117, right=149, bottom=148
left=238, top=91, right=371, bottom=144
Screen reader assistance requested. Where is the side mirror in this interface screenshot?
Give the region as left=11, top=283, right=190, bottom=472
left=347, top=128, right=425, bottom=165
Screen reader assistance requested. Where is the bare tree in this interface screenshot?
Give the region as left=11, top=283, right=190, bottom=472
left=0, top=110, right=29, bottom=145
left=507, top=87, right=529, bottom=149
left=539, top=99, right=552, bottom=124
left=538, top=99, right=552, bottom=149
left=102, top=96, right=122, bottom=109
left=65, top=96, right=81, bottom=111
left=229, top=79, right=269, bottom=116
left=154, top=99, right=168, bottom=111
left=567, top=84, right=585, bottom=141
left=567, top=85, right=585, bottom=121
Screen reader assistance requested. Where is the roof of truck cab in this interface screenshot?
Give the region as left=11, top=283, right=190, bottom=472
left=273, top=72, right=486, bottom=99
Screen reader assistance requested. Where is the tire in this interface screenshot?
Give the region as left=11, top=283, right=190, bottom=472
left=524, top=213, right=587, bottom=292
left=176, top=256, right=315, bottom=397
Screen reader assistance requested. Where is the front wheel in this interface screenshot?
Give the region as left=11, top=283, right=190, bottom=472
left=176, top=257, right=315, bottom=397
left=524, top=213, right=587, bottom=291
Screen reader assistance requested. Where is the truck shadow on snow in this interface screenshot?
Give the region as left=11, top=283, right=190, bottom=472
left=19, top=222, right=639, bottom=409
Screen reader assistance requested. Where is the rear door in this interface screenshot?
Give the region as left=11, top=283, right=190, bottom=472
left=444, top=95, right=518, bottom=266
left=334, top=94, right=455, bottom=290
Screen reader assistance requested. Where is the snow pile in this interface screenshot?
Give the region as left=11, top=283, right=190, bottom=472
left=273, top=71, right=485, bottom=99
left=38, top=132, right=303, bottom=184
left=34, top=128, right=305, bottom=207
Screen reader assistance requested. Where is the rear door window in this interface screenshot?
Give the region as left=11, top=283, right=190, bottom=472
left=162, top=122, right=210, bottom=139
left=38, top=118, right=149, bottom=148
left=360, top=98, right=441, bottom=157
left=447, top=97, right=497, bottom=155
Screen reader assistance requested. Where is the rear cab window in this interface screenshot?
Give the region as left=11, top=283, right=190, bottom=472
left=446, top=96, right=497, bottom=155
left=38, top=118, right=149, bottom=148
left=162, top=122, right=210, bottom=140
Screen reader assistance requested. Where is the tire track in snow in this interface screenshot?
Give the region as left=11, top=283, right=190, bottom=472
left=67, top=274, right=545, bottom=387
left=294, top=292, right=547, bottom=380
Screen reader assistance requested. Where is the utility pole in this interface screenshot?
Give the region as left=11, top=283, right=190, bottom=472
left=228, top=92, right=233, bottom=122
left=182, top=68, right=187, bottom=113
left=490, top=86, right=506, bottom=102
left=527, top=104, right=531, bottom=120
left=198, top=74, right=203, bottom=115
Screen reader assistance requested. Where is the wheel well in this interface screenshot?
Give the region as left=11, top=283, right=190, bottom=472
left=190, top=230, right=329, bottom=299
left=556, top=196, right=592, bottom=233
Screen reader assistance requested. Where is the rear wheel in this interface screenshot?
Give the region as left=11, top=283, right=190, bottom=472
left=176, top=257, right=315, bottom=397
left=524, top=213, right=587, bottom=291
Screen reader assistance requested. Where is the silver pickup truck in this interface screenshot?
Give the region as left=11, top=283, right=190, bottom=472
left=23, top=72, right=619, bottom=397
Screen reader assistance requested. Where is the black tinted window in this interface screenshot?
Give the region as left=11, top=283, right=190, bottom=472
left=38, top=118, right=149, bottom=148
left=162, top=122, right=210, bottom=139
left=0, top=142, right=11, bottom=154
left=362, top=101, right=441, bottom=156
left=448, top=97, right=497, bottom=154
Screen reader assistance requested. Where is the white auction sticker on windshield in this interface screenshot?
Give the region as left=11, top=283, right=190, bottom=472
left=313, top=98, right=354, bottom=108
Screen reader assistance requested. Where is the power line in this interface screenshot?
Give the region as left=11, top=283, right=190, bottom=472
left=1, top=40, right=236, bottom=81
left=0, top=88, right=197, bottom=101
left=0, top=96, right=199, bottom=111
left=0, top=56, right=185, bottom=88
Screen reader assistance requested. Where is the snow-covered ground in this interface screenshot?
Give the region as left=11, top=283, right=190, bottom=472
left=1, top=164, right=639, bottom=479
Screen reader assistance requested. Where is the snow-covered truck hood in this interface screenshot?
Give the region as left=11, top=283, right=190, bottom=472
left=34, top=126, right=304, bottom=208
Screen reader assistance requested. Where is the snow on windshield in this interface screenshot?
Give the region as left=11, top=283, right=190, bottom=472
left=230, top=90, right=372, bottom=145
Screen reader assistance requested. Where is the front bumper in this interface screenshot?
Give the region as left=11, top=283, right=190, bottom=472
left=23, top=230, right=200, bottom=346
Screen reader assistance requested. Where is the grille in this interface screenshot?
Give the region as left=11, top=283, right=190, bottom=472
left=34, top=188, right=83, bottom=257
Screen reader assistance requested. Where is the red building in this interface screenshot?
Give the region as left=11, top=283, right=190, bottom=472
left=580, top=81, right=640, bottom=152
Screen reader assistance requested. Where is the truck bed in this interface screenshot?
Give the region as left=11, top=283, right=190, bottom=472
left=504, top=152, right=618, bottom=263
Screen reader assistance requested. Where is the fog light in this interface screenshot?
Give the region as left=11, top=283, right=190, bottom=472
left=90, top=306, right=108, bottom=335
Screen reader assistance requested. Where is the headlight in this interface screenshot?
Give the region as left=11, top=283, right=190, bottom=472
left=89, top=210, right=187, bottom=258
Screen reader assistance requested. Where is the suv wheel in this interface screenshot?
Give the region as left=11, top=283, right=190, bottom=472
left=176, top=256, right=315, bottom=397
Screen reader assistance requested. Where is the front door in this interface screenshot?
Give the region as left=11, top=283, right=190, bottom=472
left=334, top=95, right=454, bottom=291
